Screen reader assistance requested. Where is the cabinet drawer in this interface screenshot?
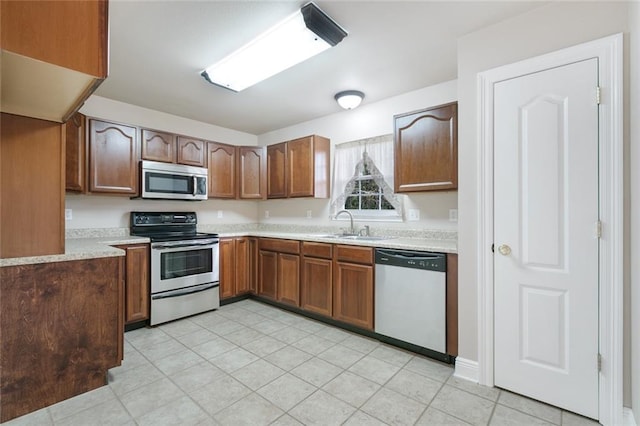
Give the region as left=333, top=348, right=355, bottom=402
left=302, top=242, right=332, bottom=259
left=334, top=245, right=373, bottom=265
left=259, top=238, right=300, bottom=254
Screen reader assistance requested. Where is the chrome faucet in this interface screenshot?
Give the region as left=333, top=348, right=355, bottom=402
left=335, top=210, right=356, bottom=235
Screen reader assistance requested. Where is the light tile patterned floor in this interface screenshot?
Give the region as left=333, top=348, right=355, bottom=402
left=5, top=300, right=601, bottom=426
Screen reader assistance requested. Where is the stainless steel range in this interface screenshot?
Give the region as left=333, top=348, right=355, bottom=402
left=130, top=212, right=220, bottom=325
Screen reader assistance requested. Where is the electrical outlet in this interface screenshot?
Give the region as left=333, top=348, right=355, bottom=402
left=65, top=209, right=72, bottom=220
left=408, top=209, right=420, bottom=221
left=264, top=210, right=270, bottom=219
left=449, top=209, right=458, bottom=222
left=306, top=210, right=312, bottom=219
left=217, top=210, right=223, bottom=219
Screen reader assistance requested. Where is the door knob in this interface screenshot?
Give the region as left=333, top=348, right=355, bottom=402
left=498, top=245, right=512, bottom=256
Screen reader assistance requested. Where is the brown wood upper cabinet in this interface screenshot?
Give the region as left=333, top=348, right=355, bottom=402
left=208, top=142, right=266, bottom=200
left=267, top=135, right=330, bottom=199
left=141, top=129, right=176, bottom=163
left=0, top=1, right=108, bottom=122
left=177, top=136, right=206, bottom=167
left=65, top=113, right=86, bottom=192
left=394, top=102, right=458, bottom=192
left=88, top=118, right=138, bottom=195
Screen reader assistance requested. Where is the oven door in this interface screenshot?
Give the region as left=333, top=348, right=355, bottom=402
left=151, top=239, right=219, bottom=294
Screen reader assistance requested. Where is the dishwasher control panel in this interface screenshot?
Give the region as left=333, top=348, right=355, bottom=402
left=374, top=249, right=446, bottom=272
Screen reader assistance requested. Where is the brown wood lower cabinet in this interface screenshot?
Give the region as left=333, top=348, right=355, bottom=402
left=301, top=242, right=333, bottom=317
left=446, top=253, right=458, bottom=356
left=258, top=238, right=300, bottom=304
left=0, top=256, right=124, bottom=423
left=333, top=245, right=374, bottom=330
left=115, top=243, right=150, bottom=324
left=220, top=237, right=256, bottom=300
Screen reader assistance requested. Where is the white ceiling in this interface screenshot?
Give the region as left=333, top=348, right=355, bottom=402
left=96, top=1, right=543, bottom=135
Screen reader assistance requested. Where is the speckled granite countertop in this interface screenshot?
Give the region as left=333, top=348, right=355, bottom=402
left=0, top=235, right=150, bottom=267
left=1, top=224, right=456, bottom=267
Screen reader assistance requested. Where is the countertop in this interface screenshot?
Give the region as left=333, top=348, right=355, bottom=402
left=0, top=236, right=150, bottom=267
left=1, top=225, right=456, bottom=267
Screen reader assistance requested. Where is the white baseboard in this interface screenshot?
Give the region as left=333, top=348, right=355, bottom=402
left=454, top=357, right=479, bottom=383
left=624, top=407, right=637, bottom=426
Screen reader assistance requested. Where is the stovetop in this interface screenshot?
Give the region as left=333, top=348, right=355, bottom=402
left=130, top=211, right=218, bottom=242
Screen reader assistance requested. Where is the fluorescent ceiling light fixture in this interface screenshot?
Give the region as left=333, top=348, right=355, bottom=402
left=201, top=2, right=347, bottom=92
left=335, top=90, right=364, bottom=110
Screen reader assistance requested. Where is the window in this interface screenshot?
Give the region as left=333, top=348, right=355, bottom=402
left=330, top=134, right=402, bottom=220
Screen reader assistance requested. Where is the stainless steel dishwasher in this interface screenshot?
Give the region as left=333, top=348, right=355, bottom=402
left=374, top=248, right=447, bottom=353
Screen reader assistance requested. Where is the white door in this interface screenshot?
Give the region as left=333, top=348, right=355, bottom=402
left=493, top=58, right=599, bottom=419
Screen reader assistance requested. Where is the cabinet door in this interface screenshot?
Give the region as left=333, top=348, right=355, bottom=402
left=117, top=244, right=150, bottom=324
left=208, top=142, right=236, bottom=198
left=219, top=238, right=236, bottom=299
left=235, top=238, right=250, bottom=295
left=333, top=262, right=374, bottom=330
left=277, top=253, right=300, bottom=307
left=88, top=119, right=138, bottom=194
left=238, top=146, right=266, bottom=199
left=446, top=254, right=458, bottom=356
left=301, top=257, right=332, bottom=317
left=248, top=238, right=259, bottom=293
left=141, top=129, right=175, bottom=163
left=259, top=250, right=278, bottom=299
left=65, top=113, right=86, bottom=192
left=287, top=136, right=314, bottom=197
left=267, top=142, right=287, bottom=198
left=394, top=102, right=457, bottom=192
left=177, top=136, right=206, bottom=167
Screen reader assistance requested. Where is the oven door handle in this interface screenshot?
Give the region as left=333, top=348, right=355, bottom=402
left=152, top=241, right=218, bottom=250
left=151, top=283, right=219, bottom=300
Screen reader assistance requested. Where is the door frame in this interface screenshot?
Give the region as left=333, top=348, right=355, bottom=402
left=477, top=33, right=623, bottom=424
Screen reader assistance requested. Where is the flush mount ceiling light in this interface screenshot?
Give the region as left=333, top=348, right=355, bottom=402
left=201, top=2, right=347, bottom=92
left=335, top=90, right=364, bottom=110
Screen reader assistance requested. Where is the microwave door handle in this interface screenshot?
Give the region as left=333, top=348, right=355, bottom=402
left=193, top=176, right=197, bottom=196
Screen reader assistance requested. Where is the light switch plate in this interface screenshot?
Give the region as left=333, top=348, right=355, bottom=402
left=449, top=209, right=458, bottom=222
left=217, top=210, right=223, bottom=218
left=408, top=209, right=420, bottom=221
left=264, top=210, right=270, bottom=219
left=65, top=209, right=72, bottom=220
left=306, top=210, right=312, bottom=219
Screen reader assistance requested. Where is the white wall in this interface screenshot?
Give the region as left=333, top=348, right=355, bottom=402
left=630, top=1, right=640, bottom=420
left=257, top=80, right=458, bottom=231
left=456, top=0, right=633, bottom=410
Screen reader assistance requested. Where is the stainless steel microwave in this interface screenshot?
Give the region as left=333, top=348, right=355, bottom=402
left=140, top=160, right=208, bottom=200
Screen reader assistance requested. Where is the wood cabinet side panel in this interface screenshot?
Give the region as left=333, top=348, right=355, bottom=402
left=446, top=253, right=458, bottom=356
left=141, top=129, right=176, bottom=163
left=1, top=113, right=65, bottom=258
left=65, top=113, right=86, bottom=192
left=248, top=238, right=259, bottom=294
left=0, top=257, right=122, bottom=422
left=312, top=135, right=330, bottom=198
left=0, top=0, right=108, bottom=77
left=207, top=142, right=236, bottom=198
